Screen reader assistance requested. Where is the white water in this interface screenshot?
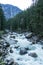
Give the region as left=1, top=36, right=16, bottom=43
left=4, top=32, right=43, bottom=65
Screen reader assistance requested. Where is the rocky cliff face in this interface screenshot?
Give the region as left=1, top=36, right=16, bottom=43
left=1, top=4, right=22, bottom=19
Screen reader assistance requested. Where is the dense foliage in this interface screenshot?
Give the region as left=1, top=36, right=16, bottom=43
left=0, top=4, right=6, bottom=30
left=0, top=0, right=43, bottom=37
left=6, top=0, right=43, bottom=37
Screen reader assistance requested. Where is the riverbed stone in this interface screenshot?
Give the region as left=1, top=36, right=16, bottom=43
left=14, top=46, right=19, bottom=49
left=25, top=33, right=32, bottom=39
left=10, top=47, right=13, bottom=53
left=19, top=47, right=27, bottom=55
left=5, top=58, right=19, bottom=65
left=28, top=52, right=38, bottom=58
left=42, top=47, right=43, bottom=49
left=25, top=47, right=30, bottom=50
left=10, top=35, right=15, bottom=39
left=5, top=42, right=10, bottom=48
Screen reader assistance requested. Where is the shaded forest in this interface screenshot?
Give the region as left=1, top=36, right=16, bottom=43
left=0, top=0, right=43, bottom=37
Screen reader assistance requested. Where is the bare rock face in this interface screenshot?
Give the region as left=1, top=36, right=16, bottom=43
left=1, top=4, right=22, bottom=19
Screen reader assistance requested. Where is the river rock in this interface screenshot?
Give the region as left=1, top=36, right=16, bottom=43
left=5, top=58, right=14, bottom=65
left=0, top=49, right=3, bottom=56
left=10, top=35, right=15, bottom=39
left=14, top=46, right=19, bottom=49
left=28, top=52, right=38, bottom=58
left=5, top=58, right=19, bottom=65
left=42, top=47, right=43, bottom=49
left=32, top=36, right=39, bottom=43
left=0, top=40, right=4, bottom=45
left=5, top=42, right=10, bottom=48
left=19, top=47, right=27, bottom=55
left=25, top=47, right=30, bottom=50
left=25, top=33, right=32, bottom=39
left=40, top=40, right=43, bottom=45
left=10, top=47, right=13, bottom=53
left=0, top=45, right=2, bottom=49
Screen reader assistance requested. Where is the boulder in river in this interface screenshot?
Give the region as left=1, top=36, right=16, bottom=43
left=19, top=47, right=27, bottom=55
left=25, top=33, right=32, bottom=39
left=3, top=42, right=10, bottom=49
left=10, top=47, right=13, bottom=53
left=10, top=35, right=15, bottom=39
left=32, top=36, right=39, bottom=43
left=28, top=52, right=38, bottom=58
left=0, top=40, right=4, bottom=45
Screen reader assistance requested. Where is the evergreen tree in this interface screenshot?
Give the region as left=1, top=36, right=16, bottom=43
left=0, top=4, right=6, bottom=30
left=7, top=0, right=43, bottom=37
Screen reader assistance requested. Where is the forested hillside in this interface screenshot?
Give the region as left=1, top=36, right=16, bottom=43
left=0, top=4, right=6, bottom=30
left=0, top=0, right=43, bottom=36
left=6, top=0, right=43, bottom=37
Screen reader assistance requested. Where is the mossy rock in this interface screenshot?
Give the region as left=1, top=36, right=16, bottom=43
left=0, top=60, right=5, bottom=65
left=0, top=31, right=4, bottom=37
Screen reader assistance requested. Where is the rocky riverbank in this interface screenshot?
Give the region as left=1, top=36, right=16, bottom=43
left=0, top=32, right=43, bottom=65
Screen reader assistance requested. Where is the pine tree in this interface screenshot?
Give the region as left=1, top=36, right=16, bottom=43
left=0, top=4, right=6, bottom=30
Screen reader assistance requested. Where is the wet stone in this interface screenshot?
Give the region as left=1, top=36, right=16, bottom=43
left=0, top=45, right=2, bottom=48
left=28, top=52, right=38, bottom=58
left=25, top=33, right=32, bottom=39
left=10, top=35, right=15, bottom=39
left=5, top=58, right=19, bottom=65
left=5, top=43, right=10, bottom=48
left=19, top=47, right=27, bottom=55
left=5, top=58, right=14, bottom=65
left=14, top=46, right=19, bottom=49
left=25, top=47, right=30, bottom=50
left=10, top=48, right=13, bottom=53
left=42, top=47, right=43, bottom=49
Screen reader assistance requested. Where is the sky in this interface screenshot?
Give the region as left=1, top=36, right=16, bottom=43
left=0, top=0, right=32, bottom=10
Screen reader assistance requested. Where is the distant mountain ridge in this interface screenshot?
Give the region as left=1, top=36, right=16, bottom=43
left=1, top=4, right=22, bottom=19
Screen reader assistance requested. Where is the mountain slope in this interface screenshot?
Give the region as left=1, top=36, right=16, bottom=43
left=1, top=4, right=22, bottom=19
